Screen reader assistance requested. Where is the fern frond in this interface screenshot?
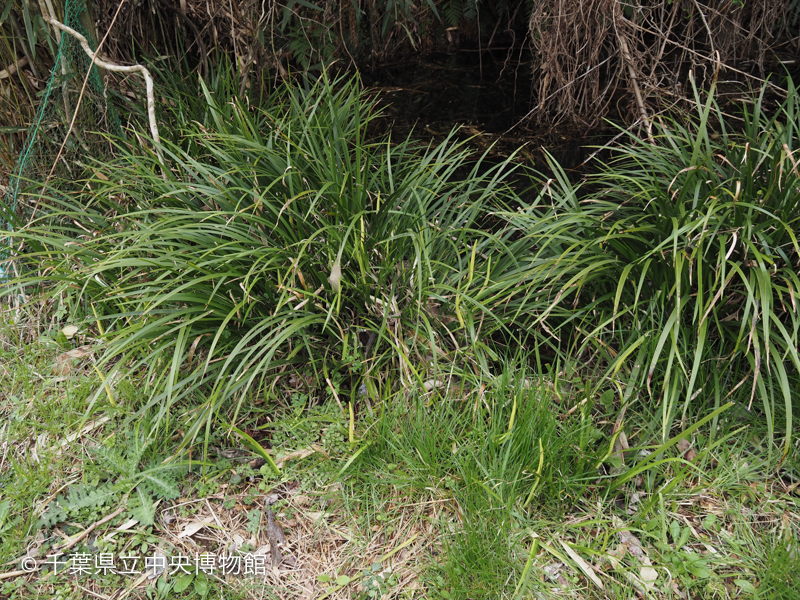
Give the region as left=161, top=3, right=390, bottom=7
left=463, top=0, right=478, bottom=23
left=443, top=0, right=464, bottom=27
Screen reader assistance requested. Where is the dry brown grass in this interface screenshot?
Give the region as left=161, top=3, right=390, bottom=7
left=1, top=0, right=796, bottom=142
left=527, top=0, right=796, bottom=126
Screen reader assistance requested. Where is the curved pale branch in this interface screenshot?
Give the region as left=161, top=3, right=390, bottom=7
left=44, top=16, right=161, bottom=154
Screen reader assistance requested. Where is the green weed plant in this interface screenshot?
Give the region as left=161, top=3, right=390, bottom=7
left=5, top=69, right=799, bottom=472
left=10, top=73, right=536, bottom=452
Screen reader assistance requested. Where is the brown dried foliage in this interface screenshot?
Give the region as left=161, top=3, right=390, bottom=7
left=528, top=0, right=796, bottom=125
left=1, top=0, right=797, bottom=137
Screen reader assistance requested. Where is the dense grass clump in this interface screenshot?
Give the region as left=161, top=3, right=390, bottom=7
left=9, top=74, right=543, bottom=448
left=5, top=72, right=799, bottom=465
left=2, top=68, right=799, bottom=600
left=529, top=80, right=800, bottom=458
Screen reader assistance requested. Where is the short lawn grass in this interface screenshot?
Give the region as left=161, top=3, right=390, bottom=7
left=1, top=309, right=798, bottom=599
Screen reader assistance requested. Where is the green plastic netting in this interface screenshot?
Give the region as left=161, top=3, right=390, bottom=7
left=1, top=0, right=122, bottom=281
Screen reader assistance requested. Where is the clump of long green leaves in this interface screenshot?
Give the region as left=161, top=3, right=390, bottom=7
left=12, top=73, right=540, bottom=447
left=9, top=70, right=798, bottom=465
left=512, top=79, right=800, bottom=460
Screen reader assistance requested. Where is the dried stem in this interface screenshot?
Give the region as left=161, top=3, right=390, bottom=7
left=614, top=5, right=651, bottom=138
left=43, top=16, right=162, bottom=154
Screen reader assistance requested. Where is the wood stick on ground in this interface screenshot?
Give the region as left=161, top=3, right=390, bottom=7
left=53, top=504, right=128, bottom=552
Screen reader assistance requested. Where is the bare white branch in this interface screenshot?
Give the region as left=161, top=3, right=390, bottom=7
left=43, top=16, right=162, bottom=156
